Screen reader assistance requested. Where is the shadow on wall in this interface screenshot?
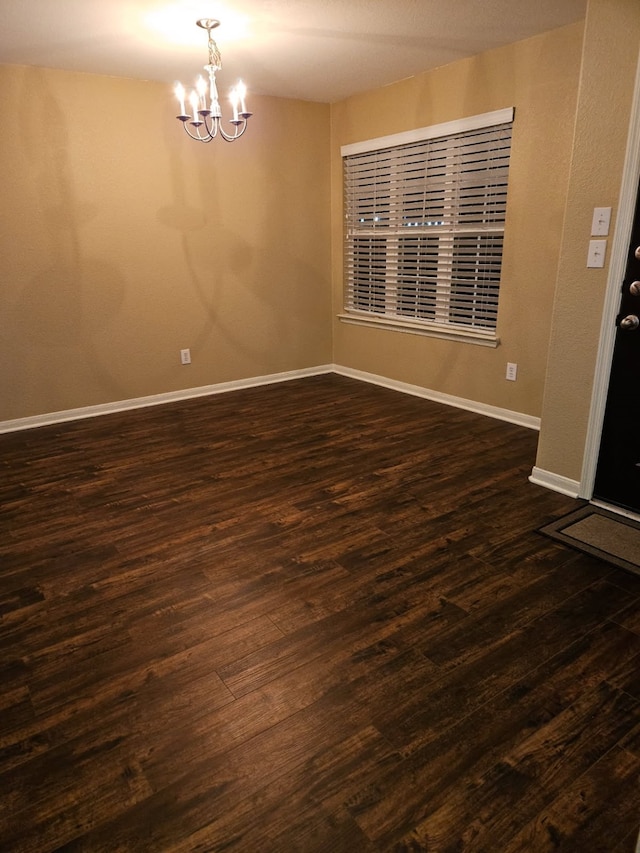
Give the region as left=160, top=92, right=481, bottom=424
left=157, top=116, right=231, bottom=373
left=10, top=68, right=127, bottom=409
left=158, top=104, right=313, bottom=376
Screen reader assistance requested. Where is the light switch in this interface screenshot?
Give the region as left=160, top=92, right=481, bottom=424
left=591, top=207, right=612, bottom=236
left=587, top=239, right=607, bottom=268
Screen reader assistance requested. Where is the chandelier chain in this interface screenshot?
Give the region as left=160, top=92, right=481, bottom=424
left=207, top=33, right=222, bottom=71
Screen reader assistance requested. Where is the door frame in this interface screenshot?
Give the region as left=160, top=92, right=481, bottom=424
left=580, top=51, right=640, bottom=501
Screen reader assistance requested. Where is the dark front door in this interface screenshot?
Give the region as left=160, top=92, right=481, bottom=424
left=594, top=181, right=640, bottom=513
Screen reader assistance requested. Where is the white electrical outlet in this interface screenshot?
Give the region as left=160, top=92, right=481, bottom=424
left=180, top=348, right=191, bottom=365
left=506, top=362, right=517, bottom=381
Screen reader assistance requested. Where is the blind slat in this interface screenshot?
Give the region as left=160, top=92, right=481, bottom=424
left=343, top=113, right=512, bottom=333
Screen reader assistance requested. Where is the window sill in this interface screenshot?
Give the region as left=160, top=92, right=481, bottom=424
left=338, top=312, right=500, bottom=347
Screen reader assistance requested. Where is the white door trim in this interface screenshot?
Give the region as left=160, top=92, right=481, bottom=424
left=580, top=49, right=640, bottom=499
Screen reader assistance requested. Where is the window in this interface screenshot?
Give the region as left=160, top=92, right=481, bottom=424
left=341, top=109, right=514, bottom=344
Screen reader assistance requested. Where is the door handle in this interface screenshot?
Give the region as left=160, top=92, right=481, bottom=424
left=619, top=314, right=640, bottom=330
left=630, top=281, right=640, bottom=296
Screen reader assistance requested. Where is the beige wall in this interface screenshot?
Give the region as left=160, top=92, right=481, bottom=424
left=0, top=65, right=332, bottom=421
left=330, top=23, right=584, bottom=418
left=536, top=0, right=640, bottom=484
left=4, top=4, right=638, bottom=499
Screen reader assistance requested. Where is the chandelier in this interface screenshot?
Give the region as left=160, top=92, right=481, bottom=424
left=174, top=19, right=252, bottom=143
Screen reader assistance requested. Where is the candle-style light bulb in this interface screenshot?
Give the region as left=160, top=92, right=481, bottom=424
left=230, top=87, right=239, bottom=121
left=236, top=80, right=247, bottom=115
left=174, top=82, right=186, bottom=116
left=196, top=76, right=208, bottom=111
left=189, top=91, right=200, bottom=122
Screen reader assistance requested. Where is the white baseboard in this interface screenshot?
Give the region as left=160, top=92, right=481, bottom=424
left=333, top=365, right=541, bottom=430
left=0, top=363, right=541, bottom=434
left=528, top=466, right=581, bottom=498
left=0, top=366, right=333, bottom=433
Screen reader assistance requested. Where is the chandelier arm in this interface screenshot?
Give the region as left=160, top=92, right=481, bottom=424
left=182, top=119, right=219, bottom=142
left=199, top=116, right=219, bottom=140
left=218, top=120, right=249, bottom=142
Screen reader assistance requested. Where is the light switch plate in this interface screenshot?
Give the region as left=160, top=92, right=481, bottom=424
left=587, top=239, right=607, bottom=268
left=591, top=207, right=612, bottom=236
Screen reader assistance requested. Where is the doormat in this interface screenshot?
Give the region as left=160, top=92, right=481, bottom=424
left=539, top=505, right=640, bottom=574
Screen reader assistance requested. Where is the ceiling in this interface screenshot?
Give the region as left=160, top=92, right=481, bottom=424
left=0, top=0, right=587, bottom=103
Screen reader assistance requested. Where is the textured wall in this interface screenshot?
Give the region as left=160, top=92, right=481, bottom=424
left=535, top=0, right=640, bottom=483
left=0, top=67, right=332, bottom=421
left=330, top=23, right=584, bottom=418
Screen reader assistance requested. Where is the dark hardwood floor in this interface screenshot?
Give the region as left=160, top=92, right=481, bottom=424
left=1, top=373, right=639, bottom=852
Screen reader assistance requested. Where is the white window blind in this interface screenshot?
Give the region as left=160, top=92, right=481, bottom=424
left=342, top=109, right=514, bottom=340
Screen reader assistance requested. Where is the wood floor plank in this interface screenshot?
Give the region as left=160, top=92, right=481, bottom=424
left=161, top=728, right=387, bottom=853
left=502, top=745, right=640, bottom=852
left=345, top=617, right=640, bottom=848
left=422, top=554, right=612, bottom=669
left=1, top=374, right=639, bottom=851
left=373, top=580, right=638, bottom=753
left=393, top=683, right=640, bottom=852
